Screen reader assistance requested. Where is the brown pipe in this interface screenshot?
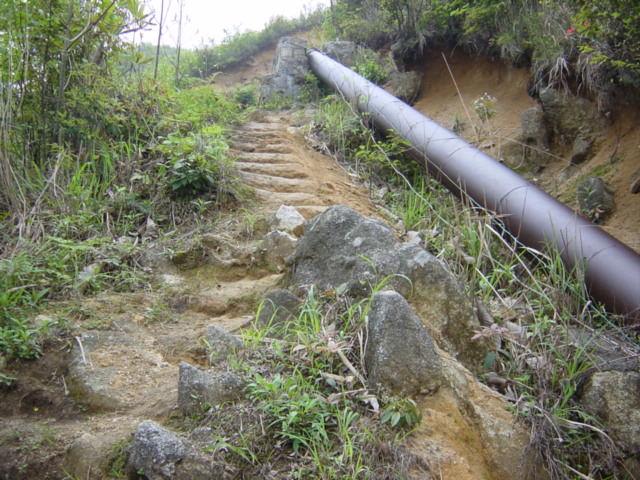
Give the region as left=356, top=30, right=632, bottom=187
left=307, top=48, right=640, bottom=322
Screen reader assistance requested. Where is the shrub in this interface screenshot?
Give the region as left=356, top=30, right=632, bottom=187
left=157, top=126, right=233, bottom=199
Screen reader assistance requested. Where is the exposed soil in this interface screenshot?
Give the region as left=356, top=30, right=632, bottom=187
left=413, top=49, right=640, bottom=253
left=1, top=41, right=638, bottom=480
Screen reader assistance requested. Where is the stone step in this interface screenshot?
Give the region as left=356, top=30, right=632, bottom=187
left=229, top=141, right=293, bottom=154
left=239, top=171, right=315, bottom=192
left=234, top=152, right=299, bottom=164
left=251, top=188, right=326, bottom=206
left=236, top=162, right=308, bottom=179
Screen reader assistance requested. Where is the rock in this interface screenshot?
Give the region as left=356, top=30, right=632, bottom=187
left=287, top=205, right=489, bottom=369
left=67, top=327, right=169, bottom=412
left=520, top=106, right=550, bottom=165
left=569, top=137, right=592, bottom=164
left=455, top=367, right=543, bottom=479
left=577, top=176, right=614, bottom=222
left=539, top=87, right=605, bottom=145
left=579, top=371, right=640, bottom=457
left=260, top=37, right=309, bottom=104
left=384, top=71, right=421, bottom=104
left=139, top=246, right=177, bottom=272
left=262, top=230, right=298, bottom=270
left=178, top=362, right=245, bottom=414
left=256, top=289, right=300, bottom=330
left=520, top=106, right=549, bottom=151
left=199, top=233, right=256, bottom=269
left=364, top=291, right=443, bottom=396
left=128, top=420, right=188, bottom=480
left=269, top=205, right=306, bottom=237
left=65, top=433, right=110, bottom=479
left=203, top=325, right=243, bottom=365
left=322, top=41, right=358, bottom=67
left=128, top=420, right=225, bottom=480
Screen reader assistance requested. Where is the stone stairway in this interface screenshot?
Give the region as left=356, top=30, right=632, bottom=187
left=230, top=114, right=375, bottom=220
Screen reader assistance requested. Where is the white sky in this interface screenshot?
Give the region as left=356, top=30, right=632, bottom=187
left=133, top=0, right=330, bottom=49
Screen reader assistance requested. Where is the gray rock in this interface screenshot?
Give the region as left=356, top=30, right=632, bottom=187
left=520, top=106, right=550, bottom=165
left=322, top=41, right=358, bottom=67
left=128, top=420, right=188, bottom=480
left=199, top=233, right=256, bottom=268
left=257, top=289, right=300, bottom=330
left=260, top=37, right=309, bottom=104
left=577, top=176, right=614, bottom=222
left=178, top=362, right=245, bottom=413
left=521, top=106, right=549, bottom=151
left=385, top=71, right=421, bottom=104
left=579, top=371, right=640, bottom=456
left=128, top=420, right=228, bottom=480
left=539, top=87, right=605, bottom=145
left=365, top=291, right=443, bottom=396
left=287, top=205, right=489, bottom=369
left=570, top=137, right=592, bottom=164
left=262, top=230, right=298, bottom=269
left=67, top=327, right=164, bottom=412
left=65, top=433, right=110, bottom=479
left=269, top=205, right=306, bottom=236
left=203, top=325, right=243, bottom=365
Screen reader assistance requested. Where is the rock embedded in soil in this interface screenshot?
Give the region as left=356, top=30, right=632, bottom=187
left=203, top=325, right=243, bottom=365
left=256, top=288, right=301, bottom=330
left=67, top=327, right=167, bottom=412
left=177, top=362, right=245, bottom=414
left=262, top=229, right=298, bottom=269
left=539, top=87, right=605, bottom=145
left=65, top=433, right=111, bottom=479
left=365, top=290, right=443, bottom=396
left=577, top=175, right=614, bottom=222
left=268, top=204, right=306, bottom=236
left=128, top=420, right=187, bottom=480
left=570, top=137, right=592, bottom=165
left=579, top=370, right=640, bottom=458
left=287, top=204, right=490, bottom=369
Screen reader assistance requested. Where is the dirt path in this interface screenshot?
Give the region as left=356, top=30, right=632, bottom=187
left=231, top=112, right=379, bottom=220
left=0, top=111, right=384, bottom=480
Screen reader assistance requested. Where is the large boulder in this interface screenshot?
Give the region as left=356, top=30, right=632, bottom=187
left=260, top=37, right=309, bottom=104
left=539, top=87, right=605, bottom=148
left=365, top=291, right=443, bottom=396
left=322, top=41, right=359, bottom=67
left=286, top=205, right=489, bottom=369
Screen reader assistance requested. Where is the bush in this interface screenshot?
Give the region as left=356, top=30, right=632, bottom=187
left=158, top=126, right=233, bottom=199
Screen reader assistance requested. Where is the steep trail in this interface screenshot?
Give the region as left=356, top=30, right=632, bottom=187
left=3, top=40, right=638, bottom=479
left=230, top=112, right=379, bottom=220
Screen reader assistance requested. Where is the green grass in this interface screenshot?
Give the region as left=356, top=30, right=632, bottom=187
left=181, top=285, right=427, bottom=479
left=311, top=95, right=634, bottom=479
